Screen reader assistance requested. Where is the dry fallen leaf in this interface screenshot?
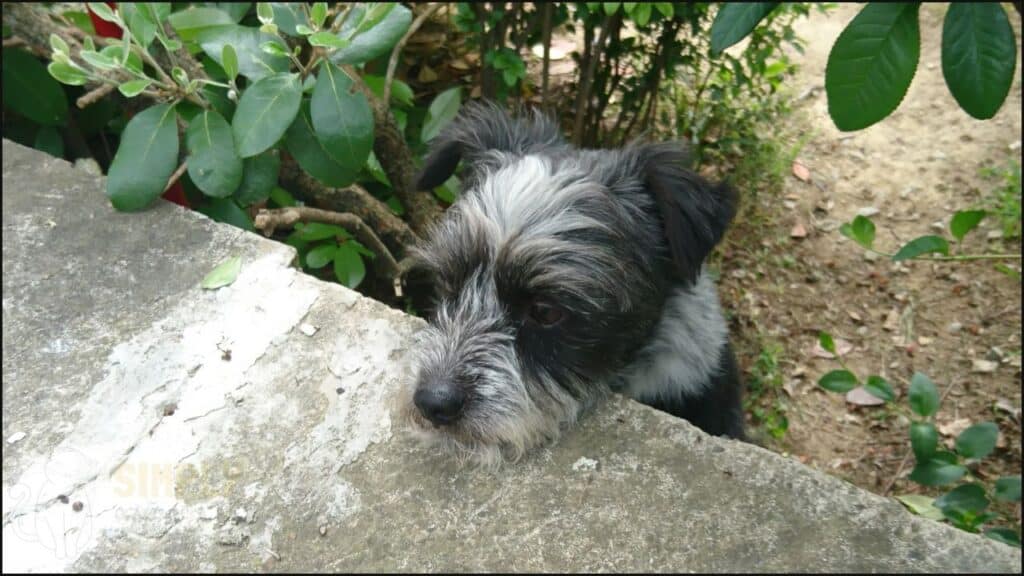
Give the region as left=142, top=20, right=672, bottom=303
left=792, top=160, right=811, bottom=182
left=846, top=386, right=885, bottom=406
left=972, top=359, right=998, bottom=373
left=937, top=417, right=972, bottom=438
left=791, top=222, right=808, bottom=239
left=811, top=338, right=853, bottom=359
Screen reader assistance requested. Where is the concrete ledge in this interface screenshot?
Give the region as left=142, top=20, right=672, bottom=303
left=2, top=140, right=1020, bottom=572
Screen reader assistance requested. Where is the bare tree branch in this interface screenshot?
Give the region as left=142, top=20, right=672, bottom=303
left=254, top=207, right=409, bottom=280
left=278, top=155, right=421, bottom=256
left=384, top=3, right=442, bottom=105
left=76, top=84, right=118, bottom=109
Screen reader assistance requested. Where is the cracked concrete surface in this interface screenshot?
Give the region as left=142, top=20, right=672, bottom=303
left=2, top=140, right=1021, bottom=572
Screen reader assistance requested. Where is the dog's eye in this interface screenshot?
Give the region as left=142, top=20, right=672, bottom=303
left=528, top=301, right=565, bottom=327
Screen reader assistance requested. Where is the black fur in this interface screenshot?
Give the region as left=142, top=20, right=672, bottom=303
left=411, top=101, right=746, bottom=446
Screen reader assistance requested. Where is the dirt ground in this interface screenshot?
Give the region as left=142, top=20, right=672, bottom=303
left=717, top=2, right=1022, bottom=509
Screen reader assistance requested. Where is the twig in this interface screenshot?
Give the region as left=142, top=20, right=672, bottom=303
left=254, top=207, right=405, bottom=280
left=384, top=3, right=441, bottom=105
left=76, top=84, right=118, bottom=109
left=540, top=2, right=553, bottom=111
left=573, top=13, right=615, bottom=146
left=3, top=36, right=27, bottom=48
left=164, top=163, right=188, bottom=194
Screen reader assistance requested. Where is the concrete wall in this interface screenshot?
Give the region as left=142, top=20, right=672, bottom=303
left=2, top=140, right=1019, bottom=572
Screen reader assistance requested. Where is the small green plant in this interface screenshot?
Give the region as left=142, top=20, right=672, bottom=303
left=286, top=222, right=375, bottom=289
left=839, top=211, right=1021, bottom=264
left=743, top=341, right=790, bottom=440
left=39, top=2, right=463, bottom=292
left=817, top=332, right=1022, bottom=547
left=980, top=160, right=1022, bottom=241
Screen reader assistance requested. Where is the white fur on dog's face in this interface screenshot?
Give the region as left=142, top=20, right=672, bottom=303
left=398, top=103, right=737, bottom=467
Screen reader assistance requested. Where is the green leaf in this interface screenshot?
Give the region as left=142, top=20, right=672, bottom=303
left=309, top=31, right=349, bottom=49
left=269, top=2, right=309, bottom=37
left=949, top=210, right=986, bottom=243
left=818, top=331, right=837, bottom=355
left=232, top=72, right=302, bottom=158
left=87, top=2, right=117, bottom=23
left=48, top=61, right=89, bottom=86
left=186, top=110, right=244, bottom=198
left=196, top=197, right=254, bottom=231
left=825, top=3, right=921, bottom=131
left=118, top=79, right=152, bottom=97
left=260, top=40, right=290, bottom=56
left=818, top=369, right=858, bottom=393
left=839, top=215, right=875, bottom=249
left=3, top=49, right=68, bottom=126
left=120, top=3, right=158, bottom=49
left=310, top=61, right=374, bottom=171
left=632, top=3, right=651, bottom=26
left=234, top=149, right=281, bottom=206
left=201, top=256, right=242, bottom=289
left=910, top=422, right=938, bottom=463
left=168, top=7, right=236, bottom=41
left=908, top=372, right=939, bottom=418
left=331, top=4, right=411, bottom=65
left=284, top=101, right=361, bottom=187
left=909, top=460, right=967, bottom=486
left=955, top=421, right=998, bottom=459
left=63, top=10, right=96, bottom=34
left=422, top=86, right=462, bottom=142
left=106, top=103, right=179, bottom=212
left=269, top=185, right=296, bottom=207
left=984, top=528, right=1021, bottom=548
left=934, top=483, right=989, bottom=514
left=994, top=476, right=1022, bottom=502
left=80, top=50, right=118, bottom=70
left=141, top=3, right=172, bottom=23
left=310, top=2, right=328, bottom=28
left=864, top=375, right=895, bottom=402
left=49, top=33, right=69, bottom=55
left=293, top=222, right=350, bottom=242
left=434, top=175, right=460, bottom=203
left=99, top=45, right=144, bottom=74
left=352, top=3, right=396, bottom=36
left=306, top=244, right=338, bottom=269
left=257, top=2, right=274, bottom=24
left=362, top=74, right=414, bottom=107
left=654, top=3, right=673, bottom=18
left=33, top=126, right=64, bottom=158
left=603, top=2, right=621, bottom=15
left=333, top=243, right=366, bottom=288
left=710, top=3, right=780, bottom=56
left=198, top=25, right=291, bottom=82
left=892, top=235, right=950, bottom=261
left=208, top=2, right=252, bottom=22
left=942, top=4, right=1016, bottom=120
left=222, top=44, right=239, bottom=82
left=171, top=66, right=189, bottom=86
left=894, top=494, right=944, bottom=521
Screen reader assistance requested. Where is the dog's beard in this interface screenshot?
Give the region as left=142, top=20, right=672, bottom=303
left=394, top=321, right=594, bottom=468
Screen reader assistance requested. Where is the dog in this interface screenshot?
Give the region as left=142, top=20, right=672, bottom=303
left=396, top=102, right=745, bottom=466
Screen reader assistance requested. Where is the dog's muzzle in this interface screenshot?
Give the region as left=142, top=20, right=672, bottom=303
left=413, top=378, right=466, bottom=426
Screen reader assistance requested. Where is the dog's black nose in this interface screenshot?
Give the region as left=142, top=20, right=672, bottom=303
left=414, top=384, right=466, bottom=426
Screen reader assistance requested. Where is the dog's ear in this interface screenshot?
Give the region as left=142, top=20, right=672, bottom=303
left=415, top=101, right=567, bottom=191
left=637, top=143, right=738, bottom=286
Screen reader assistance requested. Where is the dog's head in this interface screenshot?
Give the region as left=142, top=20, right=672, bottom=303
left=398, top=102, right=736, bottom=465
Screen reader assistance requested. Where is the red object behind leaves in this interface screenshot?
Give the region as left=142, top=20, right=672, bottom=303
left=163, top=182, right=190, bottom=209
left=87, top=2, right=123, bottom=39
